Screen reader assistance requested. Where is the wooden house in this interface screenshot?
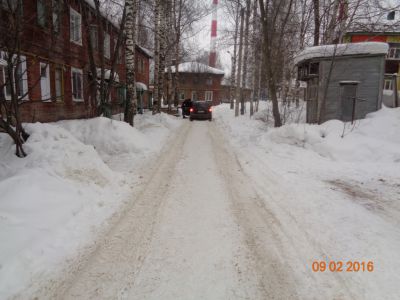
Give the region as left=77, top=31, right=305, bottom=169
left=0, top=0, right=151, bottom=123
left=295, top=42, right=388, bottom=123
left=344, top=31, right=400, bottom=107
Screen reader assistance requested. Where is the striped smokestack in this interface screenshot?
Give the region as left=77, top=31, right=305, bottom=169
left=209, top=0, right=218, bottom=68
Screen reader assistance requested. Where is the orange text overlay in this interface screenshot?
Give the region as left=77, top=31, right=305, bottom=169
left=312, top=261, right=374, bottom=272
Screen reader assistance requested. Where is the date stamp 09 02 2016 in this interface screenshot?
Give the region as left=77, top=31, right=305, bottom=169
left=312, top=261, right=374, bottom=272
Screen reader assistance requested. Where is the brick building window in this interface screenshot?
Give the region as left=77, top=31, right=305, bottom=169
left=206, top=78, right=212, bottom=86
left=104, top=33, right=111, bottom=58
left=71, top=67, right=83, bottom=101
left=205, top=91, right=213, bottom=101
left=191, top=91, right=198, bottom=101
left=179, top=91, right=185, bottom=100
left=70, top=7, right=82, bottom=45
left=37, top=0, right=48, bottom=27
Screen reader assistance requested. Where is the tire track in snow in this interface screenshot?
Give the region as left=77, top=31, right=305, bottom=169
left=44, top=122, right=191, bottom=299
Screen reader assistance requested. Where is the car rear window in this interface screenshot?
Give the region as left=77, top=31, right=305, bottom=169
left=193, top=101, right=211, bottom=109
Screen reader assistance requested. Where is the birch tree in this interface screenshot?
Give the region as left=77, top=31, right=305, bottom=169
left=125, top=0, right=138, bottom=126
left=235, top=8, right=245, bottom=117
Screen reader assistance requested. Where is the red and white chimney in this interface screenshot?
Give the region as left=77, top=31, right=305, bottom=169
left=209, top=0, right=218, bottom=68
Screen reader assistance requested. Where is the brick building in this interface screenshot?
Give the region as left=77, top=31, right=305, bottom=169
left=168, top=62, right=224, bottom=106
left=0, top=0, right=151, bottom=123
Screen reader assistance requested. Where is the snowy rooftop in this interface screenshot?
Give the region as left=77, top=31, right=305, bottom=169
left=167, top=62, right=225, bottom=75
left=294, top=42, right=389, bottom=65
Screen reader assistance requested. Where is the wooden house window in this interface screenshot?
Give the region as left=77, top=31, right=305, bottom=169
left=37, top=0, right=48, bottom=28
left=52, top=0, right=61, bottom=33
left=309, top=63, right=319, bottom=75
left=104, top=32, right=111, bottom=59
left=384, top=79, right=393, bottom=90
left=40, top=63, right=51, bottom=101
left=2, top=0, right=23, bottom=14
left=90, top=25, right=98, bottom=50
left=71, top=67, right=83, bottom=101
left=387, top=47, right=400, bottom=60
left=117, top=87, right=126, bottom=104
left=70, top=7, right=82, bottom=45
left=54, top=67, right=63, bottom=101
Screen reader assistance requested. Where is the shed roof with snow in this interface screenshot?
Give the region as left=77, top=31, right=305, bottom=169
left=294, top=42, right=389, bottom=65
left=296, top=43, right=387, bottom=124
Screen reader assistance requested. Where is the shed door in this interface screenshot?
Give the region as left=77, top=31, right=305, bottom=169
left=306, top=78, right=319, bottom=123
left=341, top=84, right=357, bottom=122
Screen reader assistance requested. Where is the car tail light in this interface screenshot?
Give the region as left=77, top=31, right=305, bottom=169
left=208, top=107, right=212, bottom=112
left=190, top=108, right=194, bottom=112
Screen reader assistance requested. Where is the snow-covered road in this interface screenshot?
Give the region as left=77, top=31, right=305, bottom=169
left=50, top=121, right=263, bottom=299
left=37, top=119, right=399, bottom=299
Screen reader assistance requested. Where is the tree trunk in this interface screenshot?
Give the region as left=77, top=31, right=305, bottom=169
left=240, top=0, right=251, bottom=115
left=153, top=0, right=161, bottom=114
left=313, top=0, right=320, bottom=46
left=235, top=8, right=245, bottom=117
left=157, top=1, right=167, bottom=113
left=250, top=0, right=260, bottom=117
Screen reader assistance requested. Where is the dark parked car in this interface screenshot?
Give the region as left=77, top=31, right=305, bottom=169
left=181, top=99, right=192, bottom=118
left=190, top=101, right=212, bottom=121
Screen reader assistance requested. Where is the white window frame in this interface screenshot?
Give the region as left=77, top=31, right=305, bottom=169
left=71, top=67, right=83, bottom=102
left=387, top=47, right=400, bottom=60
left=70, top=7, right=82, bottom=45
left=90, top=25, right=98, bottom=50
left=384, top=79, right=393, bottom=90
left=40, top=62, right=51, bottom=101
left=205, top=91, right=213, bottom=101
left=1, top=51, right=29, bottom=101
left=54, top=67, right=63, bottom=101
left=191, top=91, right=198, bottom=101
left=104, top=32, right=111, bottom=59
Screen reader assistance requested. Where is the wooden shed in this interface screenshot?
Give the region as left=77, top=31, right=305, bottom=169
left=295, top=42, right=388, bottom=123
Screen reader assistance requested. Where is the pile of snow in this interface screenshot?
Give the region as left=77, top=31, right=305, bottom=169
left=294, top=42, right=389, bottom=65
left=0, top=113, right=181, bottom=298
left=215, top=103, right=400, bottom=164
left=267, top=107, right=400, bottom=163
left=213, top=103, right=400, bottom=299
left=167, top=62, right=225, bottom=75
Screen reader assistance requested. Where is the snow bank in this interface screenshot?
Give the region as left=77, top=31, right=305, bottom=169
left=214, top=103, right=400, bottom=163
left=0, top=113, right=181, bottom=298
left=266, top=106, right=400, bottom=162
left=214, top=103, right=400, bottom=299
left=294, top=42, right=389, bottom=65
